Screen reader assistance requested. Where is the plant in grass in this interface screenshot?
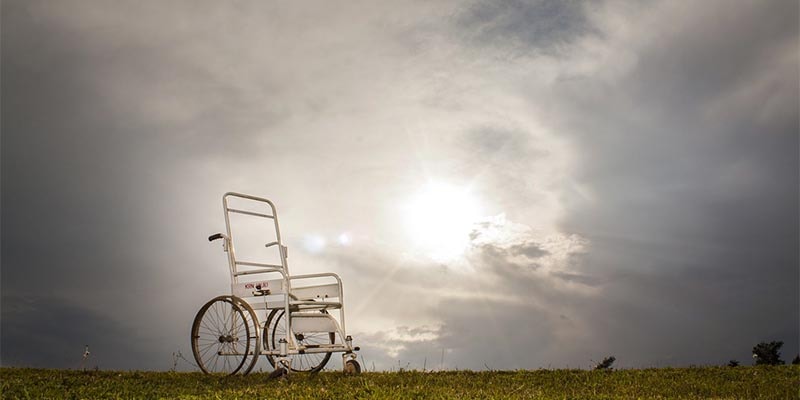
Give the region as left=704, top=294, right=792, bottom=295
left=594, top=356, right=616, bottom=370
left=727, top=360, right=739, bottom=367
left=792, top=354, right=799, bottom=365
left=752, top=341, right=784, bottom=365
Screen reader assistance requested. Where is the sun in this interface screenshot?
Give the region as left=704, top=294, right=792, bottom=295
left=403, top=181, right=483, bottom=261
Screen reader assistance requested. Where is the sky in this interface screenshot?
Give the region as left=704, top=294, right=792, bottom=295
left=2, top=0, right=798, bottom=371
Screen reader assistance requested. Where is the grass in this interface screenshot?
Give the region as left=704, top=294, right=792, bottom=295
left=1, top=366, right=798, bottom=399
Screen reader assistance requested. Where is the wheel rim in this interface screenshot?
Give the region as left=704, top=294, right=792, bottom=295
left=264, top=309, right=334, bottom=372
left=191, top=296, right=251, bottom=375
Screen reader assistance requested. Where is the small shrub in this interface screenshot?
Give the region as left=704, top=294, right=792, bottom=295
left=594, top=356, right=616, bottom=370
left=727, top=360, right=739, bottom=367
left=792, top=354, right=799, bottom=365
left=752, top=341, right=784, bottom=365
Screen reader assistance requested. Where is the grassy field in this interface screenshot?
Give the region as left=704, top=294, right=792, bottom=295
left=1, top=366, right=798, bottom=399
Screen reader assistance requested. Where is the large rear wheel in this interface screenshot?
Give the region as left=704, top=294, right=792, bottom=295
left=191, top=296, right=252, bottom=375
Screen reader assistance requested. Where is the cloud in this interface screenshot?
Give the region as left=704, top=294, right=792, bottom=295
left=454, top=0, right=594, bottom=56
left=349, top=0, right=798, bottom=369
left=516, top=0, right=799, bottom=364
left=2, top=0, right=796, bottom=371
left=319, top=213, right=593, bottom=370
left=1, top=295, right=157, bottom=370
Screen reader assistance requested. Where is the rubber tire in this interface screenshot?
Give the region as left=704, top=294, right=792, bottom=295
left=344, top=359, right=362, bottom=375
left=191, top=296, right=251, bottom=375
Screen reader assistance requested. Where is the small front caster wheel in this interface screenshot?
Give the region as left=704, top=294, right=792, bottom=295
left=344, top=359, right=362, bottom=375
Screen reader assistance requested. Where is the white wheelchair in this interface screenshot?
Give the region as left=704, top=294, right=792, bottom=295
left=191, top=192, right=360, bottom=376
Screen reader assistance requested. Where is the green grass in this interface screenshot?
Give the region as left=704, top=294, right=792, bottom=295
left=2, top=366, right=798, bottom=399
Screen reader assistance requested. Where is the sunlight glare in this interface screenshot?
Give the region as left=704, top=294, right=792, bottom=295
left=403, top=182, right=482, bottom=261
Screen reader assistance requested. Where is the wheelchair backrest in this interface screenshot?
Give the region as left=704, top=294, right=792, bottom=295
left=222, top=192, right=289, bottom=280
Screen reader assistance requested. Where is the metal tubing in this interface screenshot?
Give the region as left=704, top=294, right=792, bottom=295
left=235, top=261, right=284, bottom=268
left=234, top=268, right=283, bottom=277
left=226, top=208, right=274, bottom=219
left=258, top=345, right=351, bottom=355
left=218, top=347, right=351, bottom=356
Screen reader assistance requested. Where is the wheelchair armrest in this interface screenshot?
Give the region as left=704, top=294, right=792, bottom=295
left=288, top=273, right=343, bottom=301
left=289, top=272, right=342, bottom=283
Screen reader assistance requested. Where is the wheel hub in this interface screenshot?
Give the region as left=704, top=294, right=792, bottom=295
left=218, top=335, right=236, bottom=343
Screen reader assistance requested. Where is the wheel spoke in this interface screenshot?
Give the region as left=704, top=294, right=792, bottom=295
left=191, top=296, right=253, bottom=375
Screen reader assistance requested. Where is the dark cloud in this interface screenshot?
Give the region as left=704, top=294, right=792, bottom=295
left=627, top=1, right=797, bottom=117
left=456, top=0, right=593, bottom=56
left=2, top=0, right=158, bottom=305
left=476, top=242, right=541, bottom=272
left=509, top=242, right=548, bottom=259
left=1, top=0, right=245, bottom=369
left=549, top=271, right=599, bottom=287
left=542, top=0, right=799, bottom=364
left=1, top=296, right=156, bottom=370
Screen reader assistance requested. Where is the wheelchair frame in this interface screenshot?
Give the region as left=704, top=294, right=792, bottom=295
left=191, top=192, right=360, bottom=375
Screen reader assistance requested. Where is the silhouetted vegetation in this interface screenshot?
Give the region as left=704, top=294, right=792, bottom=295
left=792, top=354, right=800, bottom=365
left=594, top=356, right=616, bottom=370
left=752, top=341, right=785, bottom=365
left=727, top=360, right=739, bottom=367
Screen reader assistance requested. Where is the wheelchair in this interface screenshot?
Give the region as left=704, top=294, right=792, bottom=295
left=191, top=192, right=360, bottom=375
